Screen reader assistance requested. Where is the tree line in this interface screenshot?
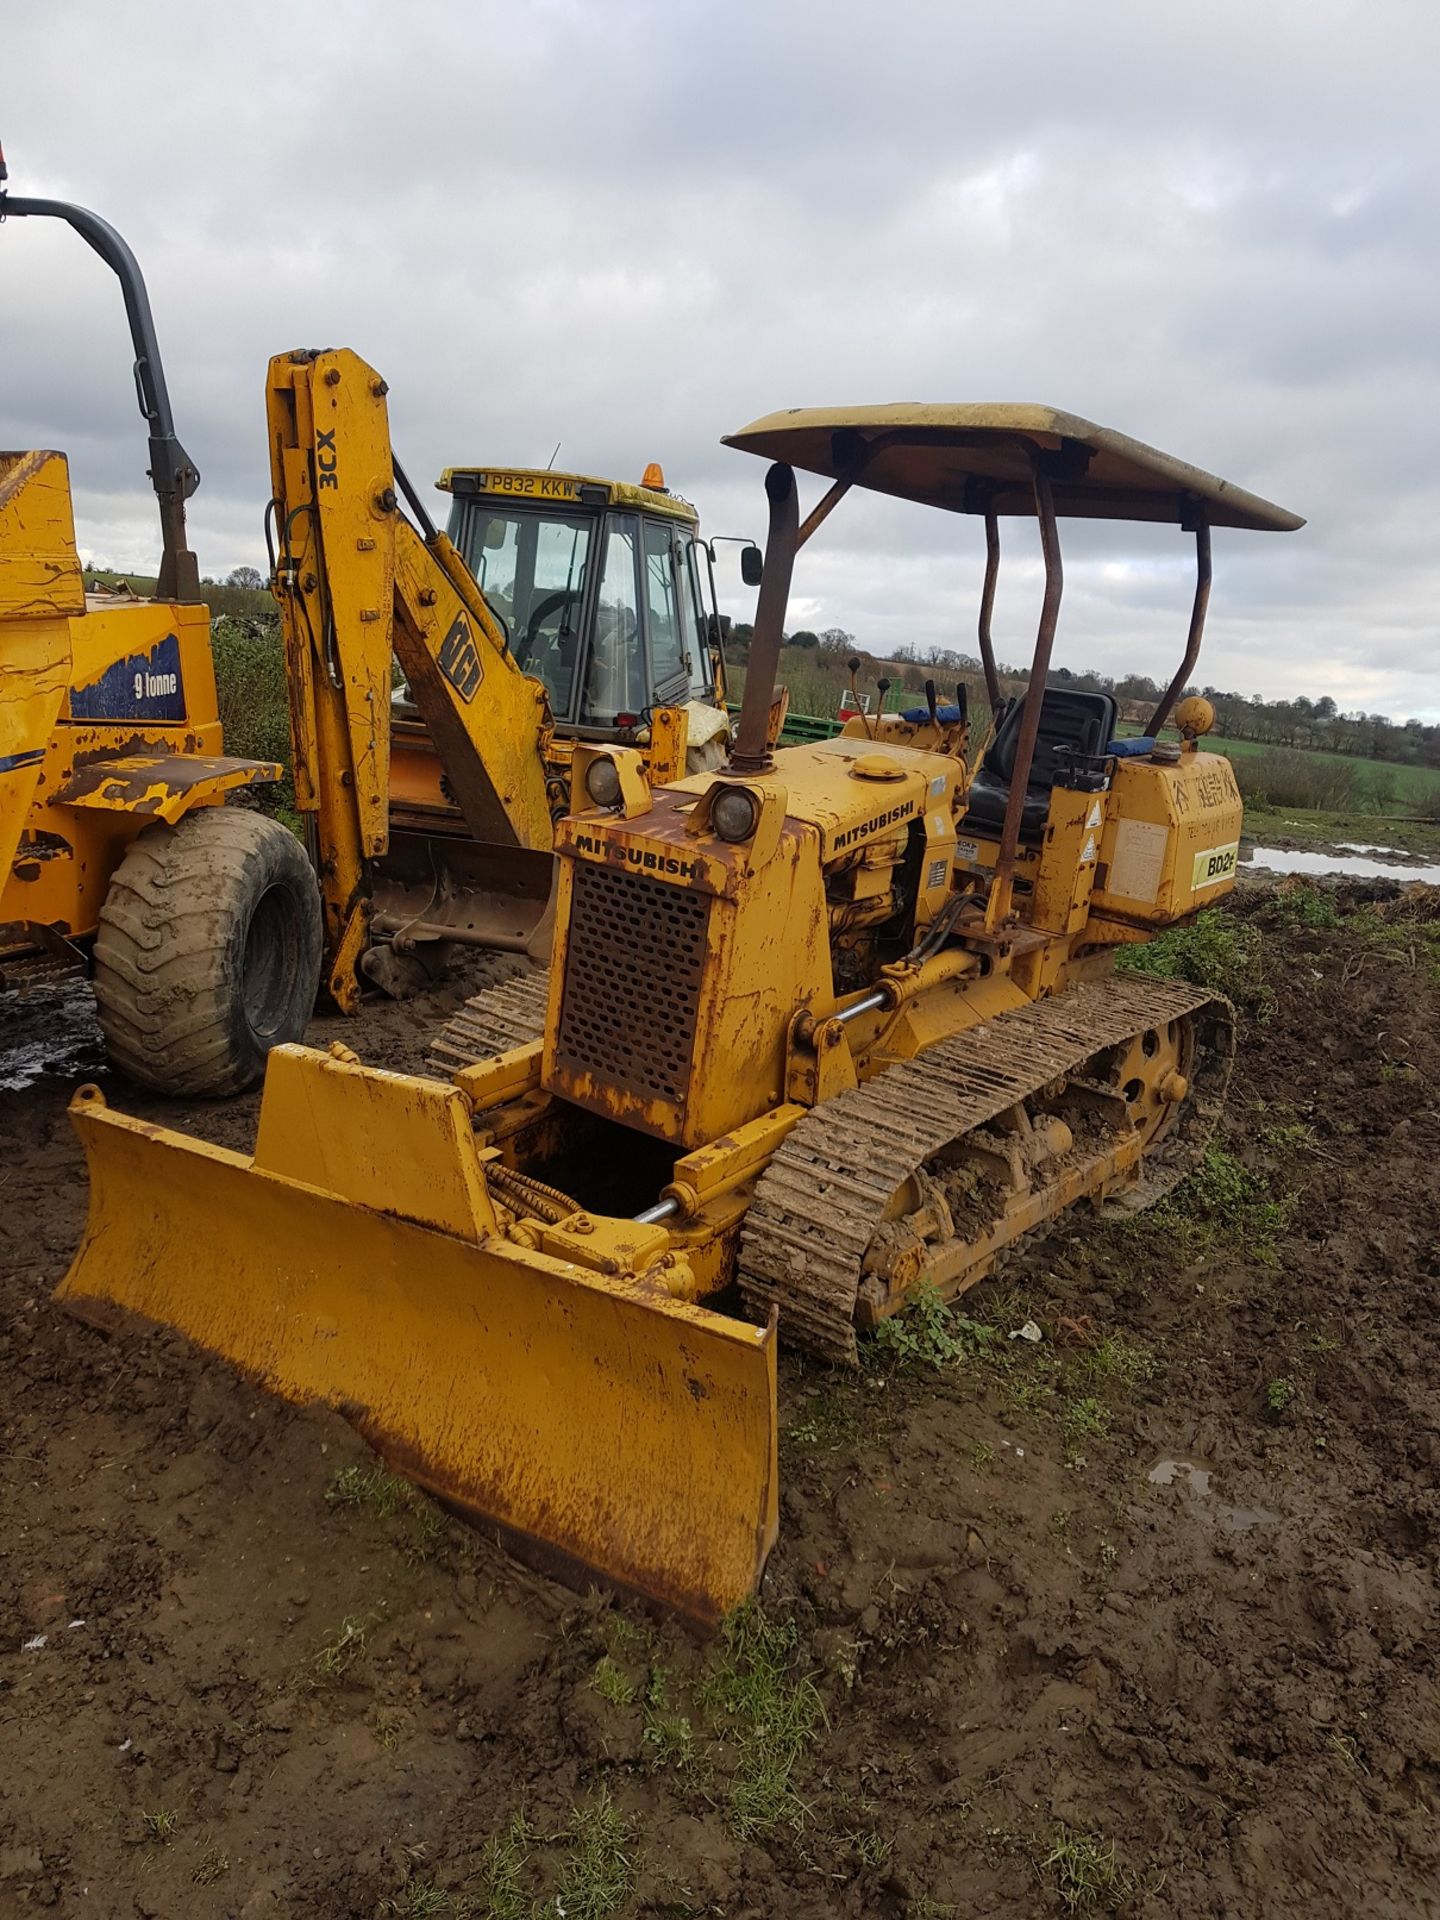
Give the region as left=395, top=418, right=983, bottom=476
left=726, top=624, right=1440, bottom=771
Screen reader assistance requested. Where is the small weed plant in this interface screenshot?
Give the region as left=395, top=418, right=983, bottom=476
left=1266, top=1376, right=1297, bottom=1417
left=869, top=1282, right=1002, bottom=1371
left=590, top=1655, right=637, bottom=1708
left=142, top=1808, right=179, bottom=1844
left=314, top=1614, right=371, bottom=1679
left=1042, top=1823, right=1136, bottom=1914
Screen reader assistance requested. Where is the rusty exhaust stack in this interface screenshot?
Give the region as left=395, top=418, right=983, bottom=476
left=727, top=463, right=799, bottom=775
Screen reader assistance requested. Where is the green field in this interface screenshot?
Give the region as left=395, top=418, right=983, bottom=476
left=1205, top=725, right=1440, bottom=802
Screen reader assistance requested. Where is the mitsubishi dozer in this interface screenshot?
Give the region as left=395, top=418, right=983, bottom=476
left=58, top=404, right=1302, bottom=1621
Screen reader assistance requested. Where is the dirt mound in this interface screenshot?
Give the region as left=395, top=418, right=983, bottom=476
left=2, top=893, right=1437, bottom=1917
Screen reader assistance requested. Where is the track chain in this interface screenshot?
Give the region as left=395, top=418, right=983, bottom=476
left=426, top=967, right=550, bottom=1075
left=737, top=973, right=1232, bottom=1364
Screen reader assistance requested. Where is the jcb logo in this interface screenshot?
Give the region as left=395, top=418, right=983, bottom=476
left=438, top=615, right=483, bottom=702
left=1191, top=841, right=1238, bottom=890
left=316, top=428, right=338, bottom=492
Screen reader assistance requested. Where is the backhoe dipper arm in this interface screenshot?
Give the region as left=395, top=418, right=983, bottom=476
left=265, top=349, right=554, bottom=1009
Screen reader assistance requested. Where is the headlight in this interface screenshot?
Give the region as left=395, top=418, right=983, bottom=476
left=711, top=784, right=758, bottom=843
left=585, top=757, right=623, bottom=807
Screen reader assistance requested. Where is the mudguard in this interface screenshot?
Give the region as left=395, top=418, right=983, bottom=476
left=57, top=1050, right=778, bottom=1623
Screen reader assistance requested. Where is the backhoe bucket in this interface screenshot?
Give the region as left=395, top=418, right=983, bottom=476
left=57, top=1054, right=778, bottom=1622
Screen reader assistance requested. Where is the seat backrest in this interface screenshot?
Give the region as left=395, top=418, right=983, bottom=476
left=987, top=688, right=1118, bottom=792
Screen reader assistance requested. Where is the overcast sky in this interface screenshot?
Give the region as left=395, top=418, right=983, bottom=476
left=5, top=0, right=1436, bottom=719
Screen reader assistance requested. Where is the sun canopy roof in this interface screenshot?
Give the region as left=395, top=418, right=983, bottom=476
left=722, top=404, right=1303, bottom=533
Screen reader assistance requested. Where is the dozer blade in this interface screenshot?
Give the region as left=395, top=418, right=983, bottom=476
left=57, top=1055, right=778, bottom=1623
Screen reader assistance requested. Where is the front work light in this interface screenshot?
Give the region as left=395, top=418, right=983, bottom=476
left=711, top=785, right=759, bottom=843
left=585, top=757, right=623, bottom=808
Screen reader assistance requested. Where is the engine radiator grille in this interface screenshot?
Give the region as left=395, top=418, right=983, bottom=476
left=555, top=861, right=710, bottom=1112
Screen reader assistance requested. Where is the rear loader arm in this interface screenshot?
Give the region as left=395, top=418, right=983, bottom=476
left=265, top=349, right=556, bottom=1010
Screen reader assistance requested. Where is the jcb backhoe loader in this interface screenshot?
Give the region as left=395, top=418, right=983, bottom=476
left=269, top=349, right=743, bottom=1009
left=58, top=403, right=1301, bottom=1621
left=1, top=168, right=321, bottom=1096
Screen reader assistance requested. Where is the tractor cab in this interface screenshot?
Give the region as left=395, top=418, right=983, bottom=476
left=440, top=465, right=728, bottom=730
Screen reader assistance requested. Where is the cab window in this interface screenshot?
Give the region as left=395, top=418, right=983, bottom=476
left=641, top=519, right=688, bottom=697
left=676, top=534, right=716, bottom=700
left=456, top=504, right=593, bottom=719
left=583, top=517, right=646, bottom=723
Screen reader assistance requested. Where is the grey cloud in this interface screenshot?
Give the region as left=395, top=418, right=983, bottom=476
left=4, top=0, right=1436, bottom=717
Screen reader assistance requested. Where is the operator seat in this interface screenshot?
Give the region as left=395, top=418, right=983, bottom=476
left=963, top=688, right=1118, bottom=838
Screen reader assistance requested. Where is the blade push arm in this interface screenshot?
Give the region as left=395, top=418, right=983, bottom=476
left=265, top=349, right=555, bottom=1008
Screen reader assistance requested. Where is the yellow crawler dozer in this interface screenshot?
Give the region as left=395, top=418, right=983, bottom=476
left=58, top=404, right=1302, bottom=1620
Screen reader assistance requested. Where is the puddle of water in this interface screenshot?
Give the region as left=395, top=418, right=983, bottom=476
left=1243, top=844, right=1440, bottom=883
left=1221, top=1505, right=1280, bottom=1533
left=0, top=982, right=107, bottom=1093
left=1148, top=1457, right=1212, bottom=1494
left=1147, top=1457, right=1279, bottom=1533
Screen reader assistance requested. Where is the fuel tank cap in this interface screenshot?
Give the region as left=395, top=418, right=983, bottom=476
left=850, top=753, right=906, bottom=781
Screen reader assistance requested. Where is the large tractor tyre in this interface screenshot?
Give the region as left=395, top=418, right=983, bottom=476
left=93, top=808, right=322, bottom=1098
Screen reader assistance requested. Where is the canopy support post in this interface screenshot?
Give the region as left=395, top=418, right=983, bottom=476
left=977, top=506, right=1003, bottom=714
left=1148, top=513, right=1211, bottom=735
left=989, top=460, right=1063, bottom=928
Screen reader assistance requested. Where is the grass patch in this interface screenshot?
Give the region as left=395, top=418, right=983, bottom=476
left=1070, top=1332, right=1158, bottom=1391
left=642, top=1705, right=695, bottom=1772
left=473, top=1813, right=534, bottom=1920
left=328, top=1461, right=448, bottom=1562
left=142, top=1807, right=179, bottom=1844
left=1042, top=1823, right=1137, bottom=1914
left=1132, top=1141, right=1292, bottom=1264
left=1242, top=803, right=1440, bottom=857
left=1117, top=914, right=1267, bottom=1013
left=590, top=1655, right=637, bottom=1708
left=788, top=1388, right=864, bottom=1452
left=1061, top=1395, right=1111, bottom=1466
left=1268, top=882, right=1340, bottom=930
left=548, top=1789, right=634, bottom=1920
left=383, top=1882, right=453, bottom=1918
left=327, top=1462, right=411, bottom=1519
left=699, top=1602, right=825, bottom=1837
left=851, top=1826, right=894, bottom=1868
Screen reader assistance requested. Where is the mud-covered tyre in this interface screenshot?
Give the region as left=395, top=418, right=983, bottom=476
left=93, top=808, right=322, bottom=1097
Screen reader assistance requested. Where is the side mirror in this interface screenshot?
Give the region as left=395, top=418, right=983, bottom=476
left=740, top=544, right=764, bottom=588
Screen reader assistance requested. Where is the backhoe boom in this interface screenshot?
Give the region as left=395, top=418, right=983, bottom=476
left=266, top=349, right=555, bottom=1008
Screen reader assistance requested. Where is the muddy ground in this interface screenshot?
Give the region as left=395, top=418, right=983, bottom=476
left=2, top=885, right=1437, bottom=1919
